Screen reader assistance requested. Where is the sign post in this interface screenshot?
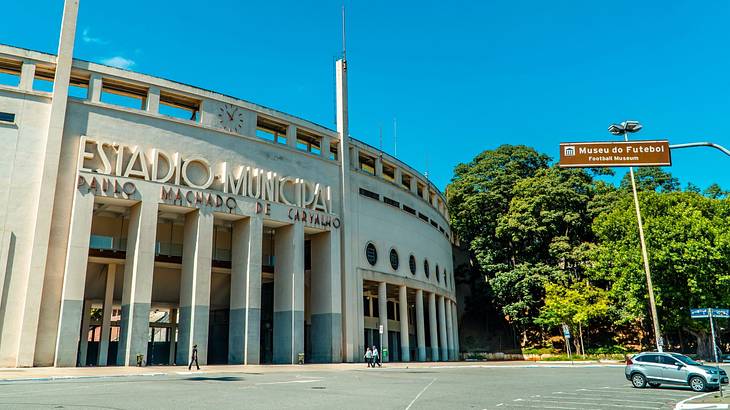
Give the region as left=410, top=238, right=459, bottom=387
left=562, top=324, right=573, bottom=366
left=691, top=307, right=727, bottom=397
left=378, top=324, right=384, bottom=365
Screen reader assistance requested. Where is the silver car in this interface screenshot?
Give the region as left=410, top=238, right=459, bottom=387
left=625, top=352, right=729, bottom=392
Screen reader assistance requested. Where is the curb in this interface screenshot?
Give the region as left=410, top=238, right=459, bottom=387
left=0, top=372, right=167, bottom=383
left=676, top=392, right=729, bottom=409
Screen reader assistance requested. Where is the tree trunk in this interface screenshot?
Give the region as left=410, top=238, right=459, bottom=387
left=685, top=327, right=712, bottom=360
left=579, top=323, right=585, bottom=356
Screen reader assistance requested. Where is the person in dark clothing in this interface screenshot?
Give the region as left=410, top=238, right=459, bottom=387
left=189, top=344, right=199, bottom=370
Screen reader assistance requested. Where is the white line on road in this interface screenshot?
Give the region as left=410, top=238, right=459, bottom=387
left=546, top=393, right=671, bottom=405
left=405, top=377, right=437, bottom=410
left=553, top=391, right=687, bottom=402
left=516, top=398, right=661, bottom=409
left=675, top=391, right=714, bottom=408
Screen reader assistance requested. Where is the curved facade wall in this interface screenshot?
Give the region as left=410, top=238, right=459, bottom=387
left=0, top=42, right=457, bottom=367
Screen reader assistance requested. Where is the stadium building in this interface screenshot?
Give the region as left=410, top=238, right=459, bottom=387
left=0, top=0, right=458, bottom=367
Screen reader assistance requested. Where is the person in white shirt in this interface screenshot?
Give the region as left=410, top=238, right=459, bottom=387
left=372, top=345, right=381, bottom=367
left=364, top=347, right=373, bottom=367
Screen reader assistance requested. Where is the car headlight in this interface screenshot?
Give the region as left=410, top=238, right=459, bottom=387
left=706, top=369, right=718, bottom=374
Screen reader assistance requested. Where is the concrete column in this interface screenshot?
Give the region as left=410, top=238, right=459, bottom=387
left=53, top=188, right=94, bottom=367
left=428, top=292, right=439, bottom=361
left=97, top=264, right=116, bottom=366
left=229, top=217, right=263, bottom=365
left=438, top=295, right=448, bottom=361
left=169, top=308, right=177, bottom=365
left=410, top=177, right=418, bottom=195
left=350, top=146, right=360, bottom=170
left=451, top=300, right=459, bottom=360
left=445, top=299, right=454, bottom=361
left=117, top=201, right=159, bottom=366
left=286, top=125, right=297, bottom=148
left=146, top=86, right=160, bottom=114
left=88, top=73, right=102, bottom=103
left=374, top=156, right=383, bottom=177
left=77, top=300, right=92, bottom=366
left=310, top=230, right=342, bottom=363
left=398, top=285, right=410, bottom=362
left=19, top=61, right=36, bottom=90
left=394, top=167, right=402, bottom=186
left=415, top=289, right=426, bottom=362
left=176, top=209, right=214, bottom=366
left=377, top=282, right=389, bottom=362
left=321, top=136, right=331, bottom=159
left=273, top=223, right=304, bottom=364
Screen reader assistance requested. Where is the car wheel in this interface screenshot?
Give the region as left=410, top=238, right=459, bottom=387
left=631, top=373, right=647, bottom=388
left=648, top=382, right=661, bottom=388
left=689, top=376, right=706, bottom=392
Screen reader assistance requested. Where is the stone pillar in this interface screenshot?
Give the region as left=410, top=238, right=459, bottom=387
left=428, top=292, right=439, bottom=361
left=310, top=230, right=342, bottom=363
left=176, top=209, right=214, bottom=366
left=88, top=73, right=102, bottom=102
left=410, top=177, right=418, bottom=195
left=146, top=86, right=160, bottom=114
left=398, top=285, right=410, bottom=362
left=286, top=125, right=297, bottom=149
left=394, top=167, right=402, bottom=186
left=350, top=146, right=360, bottom=170
left=117, top=201, right=159, bottom=366
left=415, top=289, right=426, bottom=362
left=374, top=156, right=383, bottom=177
left=229, top=217, right=263, bottom=365
left=169, top=308, right=177, bottom=365
left=445, top=300, right=454, bottom=361
left=97, top=264, right=116, bottom=366
left=77, top=300, right=92, bottom=366
left=377, top=281, right=389, bottom=362
left=321, top=136, right=331, bottom=160
left=273, top=223, right=304, bottom=364
left=438, top=295, right=448, bottom=361
left=53, top=187, right=94, bottom=367
left=19, top=61, right=36, bottom=90
left=451, top=300, right=459, bottom=360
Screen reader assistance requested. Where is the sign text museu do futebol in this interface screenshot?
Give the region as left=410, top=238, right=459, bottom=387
left=559, top=140, right=671, bottom=168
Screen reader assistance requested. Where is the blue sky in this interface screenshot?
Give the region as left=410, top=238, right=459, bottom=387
left=2, top=1, right=729, bottom=191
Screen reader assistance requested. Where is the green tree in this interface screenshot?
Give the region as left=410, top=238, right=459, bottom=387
left=620, top=167, right=679, bottom=192
left=704, top=183, right=727, bottom=199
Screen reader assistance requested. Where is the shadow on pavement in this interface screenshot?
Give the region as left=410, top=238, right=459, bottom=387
left=185, top=376, right=245, bottom=382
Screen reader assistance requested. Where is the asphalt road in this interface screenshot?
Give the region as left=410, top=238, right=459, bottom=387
left=0, top=364, right=706, bottom=409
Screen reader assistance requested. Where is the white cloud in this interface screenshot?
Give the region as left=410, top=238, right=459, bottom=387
left=100, top=56, right=135, bottom=70
left=81, top=28, right=108, bottom=45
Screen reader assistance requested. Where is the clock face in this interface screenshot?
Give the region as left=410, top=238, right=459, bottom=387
left=217, top=103, right=244, bottom=133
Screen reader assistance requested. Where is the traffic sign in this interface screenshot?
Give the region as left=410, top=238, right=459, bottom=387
left=379, top=325, right=384, bottom=334
left=559, top=140, right=671, bottom=168
left=714, top=309, right=730, bottom=318
left=562, top=324, right=571, bottom=339
left=691, top=308, right=710, bottom=318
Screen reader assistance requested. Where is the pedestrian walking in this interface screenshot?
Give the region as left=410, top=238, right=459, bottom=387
left=364, top=347, right=373, bottom=367
left=372, top=345, right=381, bottom=367
left=189, top=344, right=199, bottom=371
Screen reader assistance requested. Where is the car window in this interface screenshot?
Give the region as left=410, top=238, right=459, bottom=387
left=659, top=356, right=680, bottom=365
left=671, top=353, right=701, bottom=366
left=639, top=354, right=659, bottom=363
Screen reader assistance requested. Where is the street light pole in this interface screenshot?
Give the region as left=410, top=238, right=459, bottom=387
left=623, top=131, right=663, bottom=352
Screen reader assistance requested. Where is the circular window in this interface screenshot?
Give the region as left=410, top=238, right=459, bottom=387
left=409, top=255, right=416, bottom=275
left=424, top=260, right=430, bottom=278
left=365, top=243, right=377, bottom=266
left=389, top=248, right=399, bottom=271
left=436, top=265, right=440, bottom=282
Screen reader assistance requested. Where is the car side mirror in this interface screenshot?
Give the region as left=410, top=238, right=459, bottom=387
left=675, top=362, right=684, bottom=368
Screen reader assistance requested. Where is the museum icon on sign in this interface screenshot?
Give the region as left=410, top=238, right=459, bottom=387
left=563, top=146, right=575, bottom=156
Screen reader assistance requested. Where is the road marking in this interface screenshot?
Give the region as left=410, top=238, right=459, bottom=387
left=517, top=398, right=661, bottom=409
left=255, top=379, right=322, bottom=385
left=405, top=377, right=437, bottom=410
left=676, top=391, right=715, bottom=408
left=546, top=393, right=670, bottom=404
left=553, top=391, right=689, bottom=402
left=578, top=387, right=692, bottom=397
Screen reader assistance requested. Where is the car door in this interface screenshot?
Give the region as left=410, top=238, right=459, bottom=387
left=635, top=354, right=664, bottom=380
left=659, top=355, right=687, bottom=383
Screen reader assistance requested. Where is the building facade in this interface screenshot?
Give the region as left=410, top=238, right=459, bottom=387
left=0, top=2, right=457, bottom=367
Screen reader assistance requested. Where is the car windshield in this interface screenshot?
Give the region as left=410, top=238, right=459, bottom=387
left=671, top=353, right=701, bottom=366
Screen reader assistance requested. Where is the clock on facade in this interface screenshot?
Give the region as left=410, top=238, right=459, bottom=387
left=217, top=103, right=244, bottom=133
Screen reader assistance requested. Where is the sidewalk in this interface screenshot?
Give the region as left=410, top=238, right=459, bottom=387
left=0, top=360, right=623, bottom=382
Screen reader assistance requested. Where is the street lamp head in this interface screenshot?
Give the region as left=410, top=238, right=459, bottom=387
left=608, top=124, right=624, bottom=135
left=622, top=120, right=642, bottom=133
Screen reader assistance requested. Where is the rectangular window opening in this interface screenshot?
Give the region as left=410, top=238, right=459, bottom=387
left=0, top=112, right=16, bottom=123
left=159, top=91, right=201, bottom=122
left=416, top=182, right=425, bottom=198
left=69, top=74, right=89, bottom=99
left=403, top=204, right=416, bottom=215
left=0, top=59, right=22, bottom=87
left=382, top=163, right=396, bottom=182
left=100, top=78, right=147, bottom=110
left=256, top=116, right=287, bottom=143
left=359, top=187, right=379, bottom=200
left=296, top=129, right=322, bottom=155
left=32, top=65, right=55, bottom=92
left=383, top=196, right=400, bottom=208
left=329, top=141, right=339, bottom=161
left=359, top=153, right=376, bottom=175
left=401, top=173, right=412, bottom=190
left=418, top=212, right=429, bottom=222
